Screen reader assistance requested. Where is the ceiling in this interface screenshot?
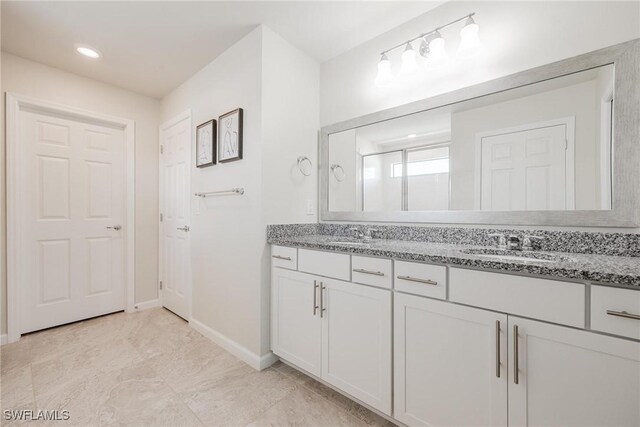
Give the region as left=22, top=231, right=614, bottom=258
left=1, top=1, right=443, bottom=99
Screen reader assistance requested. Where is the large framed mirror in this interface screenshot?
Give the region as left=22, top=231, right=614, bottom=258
left=320, top=39, right=640, bottom=227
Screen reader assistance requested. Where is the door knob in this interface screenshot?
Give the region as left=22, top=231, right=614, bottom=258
left=107, top=225, right=122, bottom=230
left=177, top=226, right=190, bottom=232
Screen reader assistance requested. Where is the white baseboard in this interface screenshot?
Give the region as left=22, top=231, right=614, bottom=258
left=190, top=318, right=277, bottom=371
left=133, top=299, right=160, bottom=311
left=0, top=334, right=7, bottom=346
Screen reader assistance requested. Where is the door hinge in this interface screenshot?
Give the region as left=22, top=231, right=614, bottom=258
left=160, top=145, right=164, bottom=154
left=160, top=213, right=163, bottom=222
left=159, top=281, right=163, bottom=290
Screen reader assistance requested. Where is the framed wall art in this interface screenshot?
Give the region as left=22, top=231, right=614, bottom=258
left=218, top=108, right=243, bottom=163
left=196, top=119, right=216, bottom=167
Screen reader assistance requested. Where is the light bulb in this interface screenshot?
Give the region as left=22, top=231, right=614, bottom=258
left=375, top=53, right=393, bottom=87
left=400, top=42, right=418, bottom=75
left=426, top=31, right=447, bottom=68
left=458, top=16, right=482, bottom=58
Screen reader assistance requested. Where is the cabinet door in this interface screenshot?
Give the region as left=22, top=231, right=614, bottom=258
left=271, top=268, right=321, bottom=376
left=394, top=294, right=508, bottom=427
left=320, top=278, right=392, bottom=415
left=509, top=317, right=640, bottom=427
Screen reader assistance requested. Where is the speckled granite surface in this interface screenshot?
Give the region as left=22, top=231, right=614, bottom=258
left=267, top=225, right=640, bottom=288
left=267, top=223, right=640, bottom=257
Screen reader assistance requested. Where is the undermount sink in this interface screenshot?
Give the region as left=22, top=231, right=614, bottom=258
left=327, top=240, right=369, bottom=246
left=461, top=248, right=568, bottom=263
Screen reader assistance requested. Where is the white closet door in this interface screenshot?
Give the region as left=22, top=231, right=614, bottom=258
left=509, top=317, right=640, bottom=427
left=160, top=114, right=191, bottom=319
left=19, top=111, right=126, bottom=333
left=394, top=294, right=508, bottom=427
left=480, top=124, right=568, bottom=211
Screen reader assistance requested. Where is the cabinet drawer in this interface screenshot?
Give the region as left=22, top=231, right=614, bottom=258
left=352, top=256, right=392, bottom=289
left=271, top=245, right=298, bottom=270
left=591, top=286, right=640, bottom=340
left=449, top=268, right=585, bottom=328
left=298, top=249, right=350, bottom=281
left=394, top=261, right=447, bottom=299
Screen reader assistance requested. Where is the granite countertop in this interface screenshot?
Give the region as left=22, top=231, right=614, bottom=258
left=268, top=234, right=640, bottom=289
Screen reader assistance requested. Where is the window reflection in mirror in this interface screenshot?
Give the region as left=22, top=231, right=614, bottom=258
left=328, top=64, right=614, bottom=213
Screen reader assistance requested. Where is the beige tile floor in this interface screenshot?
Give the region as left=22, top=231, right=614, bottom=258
left=0, top=308, right=396, bottom=427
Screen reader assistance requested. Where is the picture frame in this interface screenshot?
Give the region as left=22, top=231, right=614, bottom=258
left=218, top=108, right=243, bottom=163
left=196, top=119, right=216, bottom=167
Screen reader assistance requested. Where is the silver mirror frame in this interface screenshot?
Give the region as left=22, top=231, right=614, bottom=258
left=320, top=39, right=640, bottom=227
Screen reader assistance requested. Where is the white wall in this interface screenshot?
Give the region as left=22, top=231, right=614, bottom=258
left=161, top=26, right=319, bottom=360
left=261, top=28, right=320, bottom=225
left=0, top=52, right=161, bottom=334
left=161, top=27, right=266, bottom=358
left=320, top=1, right=640, bottom=126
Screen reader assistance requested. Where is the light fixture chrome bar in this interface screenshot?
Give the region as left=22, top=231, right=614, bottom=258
left=380, top=12, right=475, bottom=55
left=194, top=187, right=245, bottom=197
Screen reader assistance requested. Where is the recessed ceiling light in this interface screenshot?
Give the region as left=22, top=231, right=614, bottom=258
left=408, top=134, right=417, bottom=138
left=76, top=45, right=101, bottom=59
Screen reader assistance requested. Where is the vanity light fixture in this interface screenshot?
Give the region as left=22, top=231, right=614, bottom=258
left=375, top=13, right=480, bottom=85
left=76, top=45, right=101, bottom=59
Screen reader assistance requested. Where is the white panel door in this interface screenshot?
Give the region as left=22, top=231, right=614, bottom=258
left=19, top=111, right=126, bottom=333
left=480, top=124, right=568, bottom=211
left=509, top=317, right=640, bottom=427
left=271, top=269, right=322, bottom=377
left=321, top=278, right=392, bottom=415
left=160, top=115, right=191, bottom=319
left=394, top=294, right=508, bottom=427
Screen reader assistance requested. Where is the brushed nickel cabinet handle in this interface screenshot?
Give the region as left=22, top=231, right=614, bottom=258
left=313, top=281, right=319, bottom=316
left=606, top=310, right=640, bottom=320
left=320, top=283, right=326, bottom=318
left=272, top=255, right=292, bottom=261
left=353, top=268, right=385, bottom=276
left=396, top=275, right=438, bottom=286
left=496, top=320, right=501, bottom=378
left=513, top=324, right=519, bottom=385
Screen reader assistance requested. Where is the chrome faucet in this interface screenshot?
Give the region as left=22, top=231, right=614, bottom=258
left=364, top=228, right=379, bottom=241
left=350, top=227, right=379, bottom=241
left=488, top=233, right=507, bottom=250
left=506, top=235, right=522, bottom=251
left=522, top=235, right=544, bottom=251
left=349, top=227, right=365, bottom=240
left=488, top=233, right=544, bottom=251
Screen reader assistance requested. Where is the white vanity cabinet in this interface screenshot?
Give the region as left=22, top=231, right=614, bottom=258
left=394, top=293, right=640, bottom=427
left=271, top=268, right=322, bottom=376
left=271, top=257, right=392, bottom=415
left=509, top=317, right=640, bottom=427
left=270, top=245, right=640, bottom=426
left=394, top=294, right=508, bottom=427
left=322, top=278, right=392, bottom=414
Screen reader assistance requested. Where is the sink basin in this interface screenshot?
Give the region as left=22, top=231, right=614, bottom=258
left=461, top=248, right=568, bottom=263
left=327, top=240, right=369, bottom=246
